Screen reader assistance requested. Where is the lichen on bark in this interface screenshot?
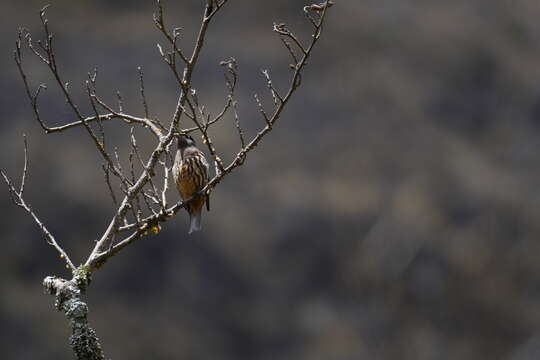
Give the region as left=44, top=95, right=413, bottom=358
left=44, top=275, right=104, bottom=360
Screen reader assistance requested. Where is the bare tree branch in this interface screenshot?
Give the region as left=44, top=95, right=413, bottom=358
left=5, top=1, right=333, bottom=358
left=200, top=1, right=333, bottom=192
left=83, top=0, right=230, bottom=270
left=1, top=135, right=75, bottom=271
left=138, top=67, right=151, bottom=119
left=102, top=164, right=119, bottom=207
left=153, top=1, right=190, bottom=67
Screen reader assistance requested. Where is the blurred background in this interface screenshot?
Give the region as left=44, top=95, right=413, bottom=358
left=2, top=0, right=540, bottom=359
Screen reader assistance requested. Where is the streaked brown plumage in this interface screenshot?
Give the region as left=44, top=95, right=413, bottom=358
left=172, top=134, right=209, bottom=234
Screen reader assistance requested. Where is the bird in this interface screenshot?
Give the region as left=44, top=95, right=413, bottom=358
left=172, top=133, right=210, bottom=234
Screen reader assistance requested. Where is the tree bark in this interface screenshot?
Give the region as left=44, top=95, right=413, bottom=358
left=44, top=275, right=105, bottom=360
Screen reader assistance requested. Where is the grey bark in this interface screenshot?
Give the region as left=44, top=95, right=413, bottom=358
left=44, top=275, right=104, bottom=360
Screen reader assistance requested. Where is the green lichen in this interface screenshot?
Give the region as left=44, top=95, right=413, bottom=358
left=73, top=265, right=92, bottom=292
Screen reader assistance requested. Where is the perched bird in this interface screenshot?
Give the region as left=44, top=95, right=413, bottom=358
left=172, top=133, right=210, bottom=234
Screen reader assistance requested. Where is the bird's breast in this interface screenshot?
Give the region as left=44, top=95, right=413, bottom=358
left=176, top=157, right=207, bottom=200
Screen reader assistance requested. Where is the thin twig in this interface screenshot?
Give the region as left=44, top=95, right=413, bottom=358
left=102, top=164, right=118, bottom=207
left=261, top=69, right=283, bottom=105
left=138, top=66, right=150, bottom=118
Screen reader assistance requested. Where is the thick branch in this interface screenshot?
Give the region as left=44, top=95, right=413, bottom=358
left=44, top=275, right=104, bottom=360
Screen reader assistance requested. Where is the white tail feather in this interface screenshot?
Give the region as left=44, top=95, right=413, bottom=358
left=188, top=213, right=202, bottom=234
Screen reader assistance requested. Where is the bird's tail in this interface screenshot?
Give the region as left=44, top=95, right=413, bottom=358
left=188, top=211, right=202, bottom=234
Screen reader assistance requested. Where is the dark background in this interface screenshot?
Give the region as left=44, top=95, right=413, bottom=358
left=3, top=1, right=540, bottom=359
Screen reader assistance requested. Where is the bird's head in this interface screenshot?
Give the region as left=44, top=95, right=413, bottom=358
left=176, top=133, right=196, bottom=149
